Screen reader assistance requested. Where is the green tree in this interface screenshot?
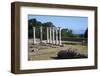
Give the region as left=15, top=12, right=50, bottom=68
left=84, top=28, right=88, bottom=38
left=61, top=28, right=74, bottom=38
left=42, top=22, right=55, bottom=39
left=28, top=19, right=55, bottom=39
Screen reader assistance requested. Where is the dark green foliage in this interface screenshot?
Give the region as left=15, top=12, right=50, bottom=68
left=42, top=22, right=55, bottom=40
left=28, top=22, right=33, bottom=38
left=61, top=28, right=74, bottom=37
left=61, top=28, right=85, bottom=38
left=84, top=29, right=88, bottom=38
left=28, top=18, right=55, bottom=39
left=43, top=22, right=55, bottom=27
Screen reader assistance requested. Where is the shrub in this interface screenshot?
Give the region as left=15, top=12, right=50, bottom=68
left=57, top=48, right=87, bottom=59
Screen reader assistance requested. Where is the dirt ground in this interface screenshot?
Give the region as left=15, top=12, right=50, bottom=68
left=28, top=39, right=87, bottom=61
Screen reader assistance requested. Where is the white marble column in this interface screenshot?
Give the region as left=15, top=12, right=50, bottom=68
left=47, top=27, right=49, bottom=43
left=52, top=27, right=55, bottom=44
left=33, top=27, right=36, bottom=44
left=56, top=27, right=58, bottom=45
left=58, top=27, right=62, bottom=45
left=49, top=27, right=52, bottom=44
left=40, top=26, right=43, bottom=43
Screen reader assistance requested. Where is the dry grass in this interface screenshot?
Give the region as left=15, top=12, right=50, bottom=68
left=28, top=43, right=87, bottom=60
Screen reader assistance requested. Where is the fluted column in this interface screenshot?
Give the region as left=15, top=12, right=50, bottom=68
left=33, top=27, right=36, bottom=44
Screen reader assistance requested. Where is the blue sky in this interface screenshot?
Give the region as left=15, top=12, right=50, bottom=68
left=28, top=15, right=88, bottom=34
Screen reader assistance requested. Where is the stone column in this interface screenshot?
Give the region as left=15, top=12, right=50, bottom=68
left=52, top=27, right=55, bottom=44
left=33, top=27, right=36, bottom=44
left=58, top=27, right=62, bottom=45
left=47, top=27, right=49, bottom=43
left=49, top=27, right=52, bottom=44
left=40, top=26, right=43, bottom=43
left=56, top=27, right=58, bottom=45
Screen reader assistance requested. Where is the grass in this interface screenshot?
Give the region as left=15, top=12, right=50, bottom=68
left=63, top=42, right=79, bottom=45
left=29, top=45, right=87, bottom=60
left=28, top=42, right=88, bottom=60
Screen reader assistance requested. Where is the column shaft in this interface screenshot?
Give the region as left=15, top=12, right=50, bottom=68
left=56, top=27, right=58, bottom=45
left=49, top=27, right=52, bottom=43
left=40, top=26, right=43, bottom=43
left=52, top=27, right=55, bottom=44
left=33, top=27, right=36, bottom=44
left=59, top=27, right=62, bottom=45
left=47, top=27, right=49, bottom=43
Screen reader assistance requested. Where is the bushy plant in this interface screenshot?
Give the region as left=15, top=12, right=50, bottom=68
left=57, top=48, right=87, bottom=59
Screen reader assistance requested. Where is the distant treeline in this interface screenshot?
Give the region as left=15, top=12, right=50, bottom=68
left=28, top=18, right=88, bottom=39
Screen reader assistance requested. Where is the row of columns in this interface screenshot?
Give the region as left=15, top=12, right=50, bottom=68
left=33, top=26, right=62, bottom=45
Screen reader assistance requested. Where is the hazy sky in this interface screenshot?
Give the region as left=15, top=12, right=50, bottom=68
left=28, top=15, right=88, bottom=34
